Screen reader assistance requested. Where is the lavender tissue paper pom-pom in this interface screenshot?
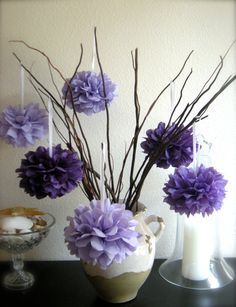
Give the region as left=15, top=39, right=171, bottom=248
left=64, top=199, right=140, bottom=270
left=16, top=144, right=84, bottom=199
left=141, top=122, right=193, bottom=169
left=0, top=103, right=48, bottom=147
left=62, top=71, right=118, bottom=115
left=163, top=165, right=227, bottom=217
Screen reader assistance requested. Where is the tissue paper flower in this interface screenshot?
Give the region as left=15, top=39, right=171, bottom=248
left=163, top=164, right=227, bottom=216
left=0, top=103, right=48, bottom=147
left=11, top=32, right=236, bottom=211
left=64, top=199, right=140, bottom=269
left=16, top=144, right=84, bottom=199
left=141, top=122, right=193, bottom=169
left=62, top=71, right=118, bottom=115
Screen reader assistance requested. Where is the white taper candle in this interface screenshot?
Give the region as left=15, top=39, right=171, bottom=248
left=192, top=122, right=197, bottom=170
left=91, top=33, right=96, bottom=71
left=48, top=99, right=53, bottom=158
left=100, top=142, right=106, bottom=202
left=20, top=65, right=25, bottom=108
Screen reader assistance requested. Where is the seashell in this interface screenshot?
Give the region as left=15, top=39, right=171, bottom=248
left=32, top=217, right=47, bottom=230
left=35, top=218, right=47, bottom=227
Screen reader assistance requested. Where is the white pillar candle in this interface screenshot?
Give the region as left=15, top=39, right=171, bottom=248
left=182, top=214, right=213, bottom=280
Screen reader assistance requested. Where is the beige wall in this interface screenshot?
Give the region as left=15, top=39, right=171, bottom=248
left=0, top=0, right=235, bottom=260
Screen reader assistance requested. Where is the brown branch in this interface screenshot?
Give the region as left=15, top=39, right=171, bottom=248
left=10, top=37, right=236, bottom=212
left=9, top=40, right=66, bottom=81
left=94, top=27, right=116, bottom=202
left=128, top=73, right=236, bottom=210
left=29, top=79, right=69, bottom=146
left=139, top=50, right=194, bottom=132
left=124, top=49, right=141, bottom=204
left=12, top=44, right=101, bottom=200
left=175, top=56, right=224, bottom=129
left=167, top=69, right=193, bottom=127
left=122, top=51, right=194, bottom=207
left=195, top=39, right=236, bottom=100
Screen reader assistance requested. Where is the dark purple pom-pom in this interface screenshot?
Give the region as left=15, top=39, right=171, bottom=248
left=16, top=144, right=84, bottom=199
left=141, top=122, right=193, bottom=169
left=163, top=165, right=227, bottom=217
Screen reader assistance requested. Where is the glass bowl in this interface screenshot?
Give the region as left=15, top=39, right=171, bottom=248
left=0, top=212, right=55, bottom=290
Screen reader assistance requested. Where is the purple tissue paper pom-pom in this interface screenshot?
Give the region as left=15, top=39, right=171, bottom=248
left=0, top=103, right=48, bottom=147
left=163, top=164, right=227, bottom=217
left=64, top=199, right=140, bottom=270
left=16, top=144, right=84, bottom=199
left=62, top=71, right=118, bottom=115
left=141, top=122, right=193, bottom=169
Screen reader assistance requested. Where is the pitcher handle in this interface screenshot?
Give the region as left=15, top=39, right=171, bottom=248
left=144, top=215, right=165, bottom=242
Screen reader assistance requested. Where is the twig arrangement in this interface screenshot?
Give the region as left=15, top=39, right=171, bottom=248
left=10, top=28, right=236, bottom=212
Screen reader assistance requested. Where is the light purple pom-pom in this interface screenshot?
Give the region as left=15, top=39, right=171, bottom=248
left=163, top=164, right=227, bottom=217
left=62, top=71, right=118, bottom=115
left=0, top=103, right=48, bottom=147
left=64, top=199, right=140, bottom=269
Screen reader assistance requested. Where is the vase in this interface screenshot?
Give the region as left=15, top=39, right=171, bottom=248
left=82, top=205, right=165, bottom=303
left=159, top=213, right=235, bottom=289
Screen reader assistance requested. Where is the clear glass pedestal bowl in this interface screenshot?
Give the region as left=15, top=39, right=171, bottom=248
left=0, top=212, right=55, bottom=290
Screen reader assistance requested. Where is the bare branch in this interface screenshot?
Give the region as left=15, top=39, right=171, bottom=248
left=94, top=27, right=116, bottom=202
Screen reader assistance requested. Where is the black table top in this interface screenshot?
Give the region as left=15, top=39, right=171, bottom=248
left=0, top=259, right=235, bottom=307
